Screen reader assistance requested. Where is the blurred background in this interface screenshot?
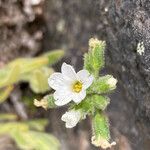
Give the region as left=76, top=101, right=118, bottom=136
left=0, top=0, right=150, bottom=150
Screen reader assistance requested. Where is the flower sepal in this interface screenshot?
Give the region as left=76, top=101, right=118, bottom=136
left=73, top=95, right=110, bottom=116
left=87, top=75, right=117, bottom=94
left=33, top=38, right=118, bottom=149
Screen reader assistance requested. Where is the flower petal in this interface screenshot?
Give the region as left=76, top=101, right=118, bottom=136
left=77, top=70, right=94, bottom=89
left=54, top=90, right=72, bottom=106
left=77, top=70, right=89, bottom=80
left=61, top=63, right=77, bottom=81
left=48, top=73, right=65, bottom=90
left=65, top=124, right=74, bottom=128
left=72, top=90, right=86, bottom=103
left=61, top=110, right=81, bottom=128
left=83, top=75, right=94, bottom=89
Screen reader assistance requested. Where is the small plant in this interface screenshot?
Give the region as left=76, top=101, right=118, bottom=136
left=0, top=49, right=64, bottom=149
left=0, top=114, right=60, bottom=150
left=34, top=38, right=117, bottom=149
left=0, top=50, right=64, bottom=103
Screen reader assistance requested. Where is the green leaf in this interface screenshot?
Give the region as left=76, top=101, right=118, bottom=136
left=10, top=130, right=59, bottom=150
left=28, top=67, right=53, bottom=93
left=26, top=131, right=60, bottom=150
left=0, top=113, right=17, bottom=121
left=74, top=95, right=109, bottom=115
left=8, top=58, right=48, bottom=74
left=42, top=49, right=64, bottom=65
left=88, top=75, right=117, bottom=94
left=11, top=129, right=31, bottom=150
left=0, top=64, right=20, bottom=88
left=0, top=120, right=60, bottom=150
left=91, top=95, right=110, bottom=111
left=0, top=122, right=29, bottom=135
left=11, top=130, right=60, bottom=150
left=84, top=38, right=105, bottom=77
left=0, top=50, right=63, bottom=87
left=92, top=112, right=110, bottom=140
left=74, top=97, right=94, bottom=114
left=91, top=112, right=115, bottom=149
left=8, top=50, right=64, bottom=75
left=0, top=86, right=14, bottom=103
left=24, top=119, right=48, bottom=131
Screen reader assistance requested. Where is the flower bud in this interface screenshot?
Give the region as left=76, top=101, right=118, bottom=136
left=61, top=110, right=82, bottom=128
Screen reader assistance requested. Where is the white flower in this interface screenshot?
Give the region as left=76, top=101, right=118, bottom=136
left=107, top=77, right=117, bottom=88
left=48, top=63, right=94, bottom=106
left=61, top=110, right=81, bottom=128
left=91, top=136, right=116, bottom=149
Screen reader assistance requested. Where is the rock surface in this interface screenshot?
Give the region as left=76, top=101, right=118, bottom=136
left=45, top=1, right=150, bottom=149
left=0, top=0, right=44, bottom=63
left=106, top=1, right=150, bottom=149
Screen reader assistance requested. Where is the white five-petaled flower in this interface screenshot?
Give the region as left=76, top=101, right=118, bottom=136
left=48, top=63, right=94, bottom=106
left=61, top=110, right=81, bottom=128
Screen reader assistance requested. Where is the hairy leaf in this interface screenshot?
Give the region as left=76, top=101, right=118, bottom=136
left=0, top=65, right=20, bottom=88
left=91, top=95, right=110, bottom=111
left=92, top=112, right=110, bottom=140
left=74, top=95, right=109, bottom=115
left=0, top=86, right=14, bottom=103
left=28, top=67, right=53, bottom=93
left=0, top=113, right=17, bottom=121
left=88, top=75, right=117, bottom=94
left=0, top=120, right=60, bottom=150
left=84, top=38, right=105, bottom=77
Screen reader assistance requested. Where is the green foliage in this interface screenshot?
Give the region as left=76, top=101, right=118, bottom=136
left=0, top=113, right=17, bottom=121
left=8, top=50, right=64, bottom=75
left=0, top=49, right=64, bottom=102
left=40, top=94, right=108, bottom=115
left=0, top=116, right=60, bottom=150
left=25, top=119, right=48, bottom=131
left=88, top=75, right=117, bottom=94
left=74, top=95, right=110, bottom=114
left=21, top=67, right=54, bottom=94
left=0, top=64, right=20, bottom=88
left=0, top=86, right=14, bottom=103
left=92, top=112, right=110, bottom=141
left=73, top=96, right=94, bottom=114
left=91, top=95, right=110, bottom=111
left=84, top=38, right=105, bottom=77
left=34, top=38, right=117, bottom=149
left=42, top=50, right=65, bottom=65
left=83, top=42, right=116, bottom=148
left=13, top=131, right=59, bottom=150
left=91, top=112, right=116, bottom=149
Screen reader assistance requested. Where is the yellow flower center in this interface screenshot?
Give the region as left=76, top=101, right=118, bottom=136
left=72, top=81, right=82, bottom=93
